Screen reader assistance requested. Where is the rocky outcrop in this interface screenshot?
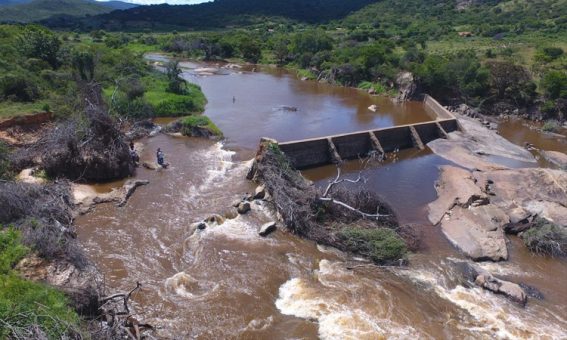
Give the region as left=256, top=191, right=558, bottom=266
left=441, top=205, right=509, bottom=261
left=428, top=166, right=487, bottom=225
left=16, top=254, right=102, bottom=316
left=541, top=150, right=567, bottom=170
left=475, top=273, right=527, bottom=306
left=395, top=72, right=418, bottom=102
left=74, top=179, right=149, bottom=214
left=428, top=115, right=536, bottom=170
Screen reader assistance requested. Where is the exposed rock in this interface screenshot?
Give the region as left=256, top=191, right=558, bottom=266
left=541, top=150, right=567, bottom=170
left=232, top=199, right=242, bottom=208
left=428, top=166, right=488, bottom=225
left=254, top=185, right=266, bottom=199
left=259, top=222, right=277, bottom=237
left=475, top=273, right=527, bottom=306
left=16, top=254, right=102, bottom=316
left=74, top=179, right=149, bottom=214
left=142, top=161, right=162, bottom=170
left=428, top=116, right=536, bottom=170
left=16, top=168, right=46, bottom=185
left=368, top=88, right=376, bottom=95
left=474, top=169, right=567, bottom=227
left=368, top=104, right=378, bottom=112
left=441, top=205, right=509, bottom=261
left=237, top=201, right=251, bottom=214
left=394, top=72, right=418, bottom=102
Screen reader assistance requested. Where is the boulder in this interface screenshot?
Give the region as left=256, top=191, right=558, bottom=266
left=259, top=222, right=277, bottom=237
left=368, top=104, right=378, bottom=112
left=440, top=205, right=509, bottom=261
left=368, top=88, right=376, bottom=95
left=394, top=72, right=418, bottom=102
left=541, top=150, right=567, bottom=170
left=142, top=161, right=160, bottom=170
left=428, top=166, right=488, bottom=225
left=254, top=185, right=266, bottom=199
left=237, top=201, right=251, bottom=214
left=475, top=273, right=527, bottom=306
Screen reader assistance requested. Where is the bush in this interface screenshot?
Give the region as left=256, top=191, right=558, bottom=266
left=0, top=142, right=12, bottom=180
left=0, top=228, right=28, bottom=274
left=542, top=120, right=561, bottom=132
left=521, top=218, right=567, bottom=257
left=0, top=74, right=41, bottom=102
left=338, top=227, right=407, bottom=264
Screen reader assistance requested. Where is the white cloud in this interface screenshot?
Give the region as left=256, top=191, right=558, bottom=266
left=97, top=0, right=209, bottom=4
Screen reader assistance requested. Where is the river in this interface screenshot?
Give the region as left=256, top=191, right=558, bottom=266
left=74, top=57, right=567, bottom=339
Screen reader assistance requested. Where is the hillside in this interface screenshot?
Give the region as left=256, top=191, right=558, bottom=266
left=0, top=0, right=137, bottom=22
left=42, top=0, right=378, bottom=31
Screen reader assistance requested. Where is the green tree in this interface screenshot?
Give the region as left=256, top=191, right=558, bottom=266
left=239, top=39, right=262, bottom=64
left=71, top=51, right=95, bottom=82
left=541, top=71, right=567, bottom=100
left=165, top=61, right=186, bottom=95
left=18, top=27, right=61, bottom=69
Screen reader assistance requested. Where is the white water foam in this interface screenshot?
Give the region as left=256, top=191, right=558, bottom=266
left=275, top=260, right=420, bottom=340
left=164, top=272, right=219, bottom=300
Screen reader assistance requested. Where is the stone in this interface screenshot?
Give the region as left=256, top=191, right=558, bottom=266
left=428, top=166, right=487, bottom=225
left=475, top=273, right=527, bottom=306
left=507, top=206, right=532, bottom=224
left=232, top=199, right=242, bottom=208
left=368, top=104, right=378, bottom=112
left=541, top=150, right=567, bottom=170
left=237, top=201, right=251, bottom=214
left=259, top=222, right=277, bottom=237
left=368, top=88, right=376, bottom=95
left=440, top=205, right=509, bottom=261
left=142, top=161, right=160, bottom=170
left=395, top=71, right=418, bottom=102
left=254, top=185, right=266, bottom=199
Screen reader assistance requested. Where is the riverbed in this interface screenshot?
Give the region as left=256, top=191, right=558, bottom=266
left=75, top=57, right=567, bottom=339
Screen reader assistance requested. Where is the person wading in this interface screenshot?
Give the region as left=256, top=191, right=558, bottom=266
left=156, top=148, right=167, bottom=168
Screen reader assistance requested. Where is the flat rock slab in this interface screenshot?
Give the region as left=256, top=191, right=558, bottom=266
left=428, top=166, right=488, bottom=225
left=429, top=116, right=535, bottom=170
left=474, top=168, right=567, bottom=226
left=441, top=205, right=509, bottom=261
left=541, top=150, right=567, bottom=170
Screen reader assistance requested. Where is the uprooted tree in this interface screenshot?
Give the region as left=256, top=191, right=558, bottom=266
left=247, top=140, right=419, bottom=265
left=39, top=82, right=134, bottom=182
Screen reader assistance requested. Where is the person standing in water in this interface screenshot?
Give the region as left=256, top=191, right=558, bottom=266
left=156, top=148, right=166, bottom=167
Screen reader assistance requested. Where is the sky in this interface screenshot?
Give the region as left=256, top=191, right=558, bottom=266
left=97, top=0, right=209, bottom=4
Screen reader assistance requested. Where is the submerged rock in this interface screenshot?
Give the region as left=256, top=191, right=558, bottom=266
left=475, top=273, right=527, bottom=306
left=259, top=222, right=277, bottom=237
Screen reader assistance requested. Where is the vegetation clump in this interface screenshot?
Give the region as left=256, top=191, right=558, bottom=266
left=0, top=228, right=81, bottom=339
left=181, top=115, right=223, bottom=138
left=521, top=218, right=567, bottom=257
left=338, top=227, right=407, bottom=264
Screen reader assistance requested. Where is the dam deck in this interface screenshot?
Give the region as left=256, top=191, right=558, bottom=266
left=275, top=95, right=459, bottom=169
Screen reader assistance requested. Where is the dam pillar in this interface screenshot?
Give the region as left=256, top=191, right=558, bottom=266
left=369, top=132, right=385, bottom=156
left=409, top=126, right=425, bottom=150
left=327, top=138, right=342, bottom=164
left=435, top=122, right=449, bottom=139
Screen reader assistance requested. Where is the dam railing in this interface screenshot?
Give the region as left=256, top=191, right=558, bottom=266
left=275, top=95, right=458, bottom=170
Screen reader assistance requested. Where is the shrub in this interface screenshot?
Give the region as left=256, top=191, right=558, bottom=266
left=0, top=228, right=28, bottom=274
left=338, top=227, right=407, bottom=264
left=0, top=142, right=12, bottom=180
left=521, top=218, right=567, bottom=257
left=0, top=74, right=41, bottom=102
left=542, top=120, right=561, bottom=132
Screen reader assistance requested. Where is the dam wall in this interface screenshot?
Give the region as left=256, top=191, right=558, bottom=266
left=276, top=96, right=458, bottom=170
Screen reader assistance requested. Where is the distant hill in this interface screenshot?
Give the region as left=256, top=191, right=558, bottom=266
left=42, top=0, right=378, bottom=31
left=0, top=0, right=137, bottom=22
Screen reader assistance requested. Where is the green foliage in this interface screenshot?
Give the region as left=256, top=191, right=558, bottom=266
left=521, top=218, right=567, bottom=257
left=0, top=228, right=28, bottom=274
left=0, top=0, right=127, bottom=23
left=358, top=81, right=386, bottom=94
left=0, top=141, right=12, bottom=181
left=0, top=228, right=80, bottom=338
left=0, top=73, right=41, bottom=102
left=542, top=120, right=561, bottom=132
left=18, top=26, right=61, bottom=69
left=239, top=38, right=262, bottom=64
left=71, top=50, right=95, bottom=81
left=541, top=70, right=567, bottom=100
left=338, top=227, right=407, bottom=264
left=165, top=61, right=186, bottom=95
left=180, top=115, right=222, bottom=137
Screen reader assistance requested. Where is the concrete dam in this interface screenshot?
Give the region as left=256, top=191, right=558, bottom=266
left=275, top=95, right=459, bottom=169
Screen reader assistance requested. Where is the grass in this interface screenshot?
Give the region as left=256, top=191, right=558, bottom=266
left=144, top=76, right=207, bottom=116
left=0, top=228, right=80, bottom=338
left=358, top=81, right=386, bottom=94
left=0, top=101, right=48, bottom=120
left=125, top=42, right=161, bottom=54
left=295, top=68, right=317, bottom=80
left=181, top=115, right=223, bottom=137
left=338, top=227, right=407, bottom=264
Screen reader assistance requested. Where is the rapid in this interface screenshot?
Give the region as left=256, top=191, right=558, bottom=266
left=74, top=56, right=567, bottom=339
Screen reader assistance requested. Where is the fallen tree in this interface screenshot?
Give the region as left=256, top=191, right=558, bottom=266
left=248, top=139, right=415, bottom=265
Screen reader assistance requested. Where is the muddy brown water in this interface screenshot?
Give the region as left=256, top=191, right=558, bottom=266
left=75, top=56, right=567, bottom=339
